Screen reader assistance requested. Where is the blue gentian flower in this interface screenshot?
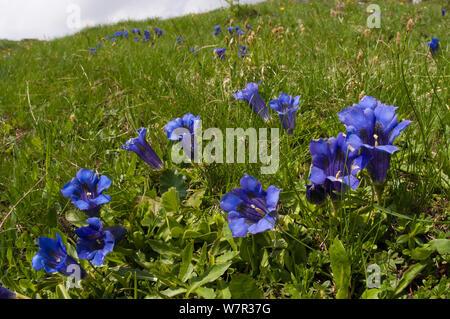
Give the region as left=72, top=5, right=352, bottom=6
left=239, top=45, right=249, bottom=58
left=121, top=128, right=164, bottom=170
left=75, top=218, right=125, bottom=266
left=123, top=30, right=129, bottom=39
left=113, top=31, right=123, bottom=37
left=132, top=28, right=141, bottom=35
left=227, top=26, right=234, bottom=35
left=154, top=27, right=164, bottom=37
left=237, top=29, right=245, bottom=36
left=0, top=286, right=15, bottom=299
left=32, top=233, right=86, bottom=278
left=213, top=47, right=227, bottom=61
left=269, top=93, right=300, bottom=134
left=133, top=36, right=140, bottom=42
left=234, top=81, right=270, bottom=122
left=427, top=38, right=439, bottom=55
left=306, top=133, right=368, bottom=204
left=442, top=9, right=446, bottom=16
left=144, top=30, right=151, bottom=40
left=220, top=174, right=280, bottom=237
left=213, top=25, right=221, bottom=36
left=337, top=96, right=412, bottom=184
left=90, top=47, right=96, bottom=54
left=164, top=113, right=201, bottom=160
left=190, top=47, right=198, bottom=56
left=246, top=24, right=252, bottom=30
left=177, top=37, right=183, bottom=43
left=61, top=169, right=112, bottom=217
left=110, top=37, right=117, bottom=42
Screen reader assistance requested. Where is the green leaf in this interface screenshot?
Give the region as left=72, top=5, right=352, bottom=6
left=185, top=189, right=205, bottom=208
left=179, top=241, right=194, bottom=282
left=65, top=209, right=88, bottom=228
left=229, top=274, right=263, bottom=299
left=160, top=170, right=187, bottom=198
left=411, top=247, right=433, bottom=261
left=428, top=239, right=450, bottom=255
left=148, top=239, right=180, bottom=257
left=194, top=286, right=216, bottom=299
left=160, top=287, right=187, bottom=298
left=329, top=237, right=351, bottom=299
left=394, top=261, right=428, bottom=297
left=161, top=187, right=180, bottom=213
left=187, top=262, right=232, bottom=295
left=112, top=267, right=157, bottom=281
left=360, top=289, right=380, bottom=299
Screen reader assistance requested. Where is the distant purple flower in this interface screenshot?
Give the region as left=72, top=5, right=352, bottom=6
left=234, top=81, right=270, bottom=122
left=213, top=47, right=227, bottom=61
left=237, top=29, right=245, bottom=36
left=239, top=45, right=249, bottom=58
left=144, top=30, right=151, bottom=40
left=32, top=234, right=86, bottom=278
left=90, top=47, right=96, bottom=54
left=190, top=47, right=198, bottom=57
left=121, top=128, right=164, bottom=170
left=220, top=174, right=280, bottom=237
left=110, top=37, right=117, bottom=42
left=269, top=93, right=300, bottom=134
left=246, top=24, right=252, bottom=30
left=177, top=37, right=183, bottom=43
left=0, top=286, right=15, bottom=299
left=427, top=38, right=439, bottom=55
left=306, top=133, right=368, bottom=204
left=132, top=28, right=141, bottom=35
left=133, top=37, right=140, bottom=42
left=338, top=96, right=411, bottom=184
left=113, top=31, right=123, bottom=37
left=213, top=25, right=221, bottom=36
left=75, top=218, right=125, bottom=266
left=123, top=30, right=129, bottom=39
left=61, top=169, right=111, bottom=217
left=442, top=9, right=446, bottom=16
left=227, top=25, right=240, bottom=35
left=154, top=27, right=164, bottom=37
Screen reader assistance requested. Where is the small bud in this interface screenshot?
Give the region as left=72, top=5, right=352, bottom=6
left=256, top=25, right=262, bottom=33
left=396, top=32, right=401, bottom=45
left=363, top=29, right=371, bottom=37
left=357, top=50, right=363, bottom=65
left=70, top=113, right=76, bottom=122
left=225, top=35, right=229, bottom=45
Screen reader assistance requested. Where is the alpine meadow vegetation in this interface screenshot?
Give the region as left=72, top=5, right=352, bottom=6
left=0, top=0, right=448, bottom=300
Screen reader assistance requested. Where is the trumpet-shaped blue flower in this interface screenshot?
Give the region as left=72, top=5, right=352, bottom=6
left=177, top=37, right=183, bottom=43
left=220, top=174, right=280, bottom=237
left=154, top=27, right=164, bottom=37
left=75, top=218, right=125, bottom=266
left=338, top=96, right=411, bottom=184
left=269, top=93, right=301, bottom=134
left=61, top=169, right=111, bottom=217
left=306, top=133, right=368, bottom=204
left=121, top=128, right=164, bottom=170
left=143, top=30, right=151, bottom=40
left=0, top=286, right=15, bottom=299
left=213, top=25, right=221, bottom=36
left=164, top=113, right=201, bottom=160
left=32, top=233, right=86, bottom=277
left=427, top=38, right=439, bottom=55
left=442, top=9, right=446, bottom=16
left=234, top=81, right=270, bottom=122
left=239, top=45, right=249, bottom=58
left=213, top=47, right=227, bottom=61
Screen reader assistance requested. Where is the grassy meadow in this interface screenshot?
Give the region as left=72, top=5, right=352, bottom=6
left=0, top=0, right=448, bottom=299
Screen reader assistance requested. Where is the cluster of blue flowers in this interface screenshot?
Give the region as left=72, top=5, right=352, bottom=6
left=89, top=27, right=165, bottom=54
left=306, top=96, right=411, bottom=204
left=32, top=168, right=126, bottom=277
left=234, top=81, right=301, bottom=134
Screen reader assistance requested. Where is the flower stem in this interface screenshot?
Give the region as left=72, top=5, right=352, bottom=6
left=373, top=183, right=385, bottom=204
